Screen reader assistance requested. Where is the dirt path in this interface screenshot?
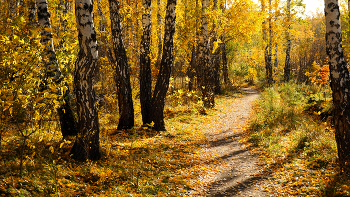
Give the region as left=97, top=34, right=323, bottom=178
left=201, top=87, right=269, bottom=197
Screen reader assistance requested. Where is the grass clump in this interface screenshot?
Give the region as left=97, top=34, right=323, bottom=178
left=246, top=82, right=350, bottom=196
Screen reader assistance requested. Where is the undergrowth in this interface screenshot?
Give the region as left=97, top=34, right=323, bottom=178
left=246, top=82, right=350, bottom=196
left=0, top=87, right=242, bottom=196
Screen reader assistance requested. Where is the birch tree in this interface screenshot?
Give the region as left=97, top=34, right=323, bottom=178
left=151, top=0, right=177, bottom=131
left=284, top=0, right=291, bottom=81
left=70, top=0, right=100, bottom=161
left=198, top=0, right=214, bottom=108
left=140, top=0, right=152, bottom=125
left=108, top=0, right=135, bottom=130
left=36, top=0, right=77, bottom=138
left=324, top=0, right=350, bottom=166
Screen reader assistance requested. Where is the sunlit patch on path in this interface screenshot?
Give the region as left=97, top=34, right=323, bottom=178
left=200, top=88, right=269, bottom=196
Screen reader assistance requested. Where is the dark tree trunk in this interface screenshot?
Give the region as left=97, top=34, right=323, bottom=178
left=267, top=0, right=273, bottom=84
left=19, top=0, right=24, bottom=16
left=221, top=34, right=231, bottom=86
left=198, top=0, right=214, bottom=108
left=325, top=0, right=350, bottom=166
left=140, top=0, right=153, bottom=126
left=36, top=0, right=77, bottom=138
left=29, top=0, right=36, bottom=26
left=70, top=0, right=100, bottom=161
left=151, top=0, right=177, bottom=131
left=157, top=0, right=162, bottom=60
left=284, top=0, right=291, bottom=82
left=211, top=0, right=221, bottom=94
left=262, top=0, right=272, bottom=85
left=96, top=0, right=107, bottom=83
left=108, top=0, right=135, bottom=130
left=187, top=45, right=196, bottom=91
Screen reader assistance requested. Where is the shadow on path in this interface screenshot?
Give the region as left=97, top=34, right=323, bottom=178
left=205, top=88, right=268, bottom=197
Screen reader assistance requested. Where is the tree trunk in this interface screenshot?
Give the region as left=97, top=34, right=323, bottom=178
left=325, top=0, right=350, bottom=166
left=198, top=0, right=214, bottom=108
left=267, top=0, right=273, bottom=84
left=140, top=0, right=153, bottom=126
left=284, top=0, right=291, bottom=82
left=187, top=45, right=196, bottom=91
left=108, top=0, right=135, bottom=130
left=70, top=0, right=100, bottom=161
left=36, top=0, right=77, bottom=138
left=18, top=0, right=24, bottom=16
left=221, top=33, right=231, bottom=87
left=151, top=0, right=177, bottom=131
left=29, top=0, right=36, bottom=26
left=211, top=0, right=221, bottom=94
left=157, top=0, right=162, bottom=60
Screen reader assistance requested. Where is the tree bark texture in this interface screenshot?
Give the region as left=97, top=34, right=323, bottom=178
left=187, top=45, right=196, bottom=91
left=210, top=0, right=221, bottom=94
left=108, top=0, right=135, bottom=130
left=151, top=0, right=177, bottom=131
left=140, top=0, right=153, bottom=125
left=198, top=0, right=214, bottom=108
left=284, top=0, right=291, bottom=82
left=71, top=0, right=100, bottom=161
left=36, top=0, right=77, bottom=138
left=29, top=0, right=36, bottom=26
left=325, top=0, right=350, bottom=165
left=157, top=0, right=162, bottom=60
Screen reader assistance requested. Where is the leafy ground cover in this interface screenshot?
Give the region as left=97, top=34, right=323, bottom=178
left=244, top=82, right=350, bottom=196
left=0, top=88, right=242, bottom=196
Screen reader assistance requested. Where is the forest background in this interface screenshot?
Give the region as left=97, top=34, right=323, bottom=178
left=1, top=0, right=350, bottom=196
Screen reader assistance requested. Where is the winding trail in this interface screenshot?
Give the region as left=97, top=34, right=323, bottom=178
left=201, top=88, right=269, bottom=197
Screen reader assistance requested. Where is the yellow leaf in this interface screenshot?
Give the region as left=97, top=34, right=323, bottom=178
left=49, top=146, right=54, bottom=153
left=60, top=142, right=64, bottom=148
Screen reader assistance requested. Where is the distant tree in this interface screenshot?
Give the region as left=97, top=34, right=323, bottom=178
left=210, top=0, right=221, bottom=94
left=36, top=0, right=77, bottom=138
left=324, top=0, right=350, bottom=166
left=70, top=0, right=100, bottom=161
left=284, top=0, right=291, bottom=82
left=108, top=0, right=134, bottom=130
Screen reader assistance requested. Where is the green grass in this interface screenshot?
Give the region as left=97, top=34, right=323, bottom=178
left=246, top=82, right=350, bottom=196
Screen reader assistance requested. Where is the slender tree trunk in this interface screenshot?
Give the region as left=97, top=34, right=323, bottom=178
left=262, top=0, right=272, bottom=85
left=198, top=0, right=214, bottom=108
left=18, top=0, right=24, bottom=16
left=70, top=0, right=100, bottom=161
left=140, top=0, right=152, bottom=126
left=325, top=0, right=350, bottom=166
left=211, top=0, right=221, bottom=94
left=29, top=0, right=36, bottom=26
left=267, top=0, right=273, bottom=84
left=187, top=45, right=196, bottom=91
left=157, top=0, right=162, bottom=60
left=96, top=0, right=107, bottom=83
left=284, top=0, right=291, bottom=81
left=274, top=43, right=278, bottom=70
left=36, top=0, right=77, bottom=138
left=108, top=0, right=135, bottom=130
left=221, top=33, right=230, bottom=86
left=151, top=0, right=177, bottom=131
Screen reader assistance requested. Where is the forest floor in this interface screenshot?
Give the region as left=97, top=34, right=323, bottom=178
left=195, top=87, right=270, bottom=196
